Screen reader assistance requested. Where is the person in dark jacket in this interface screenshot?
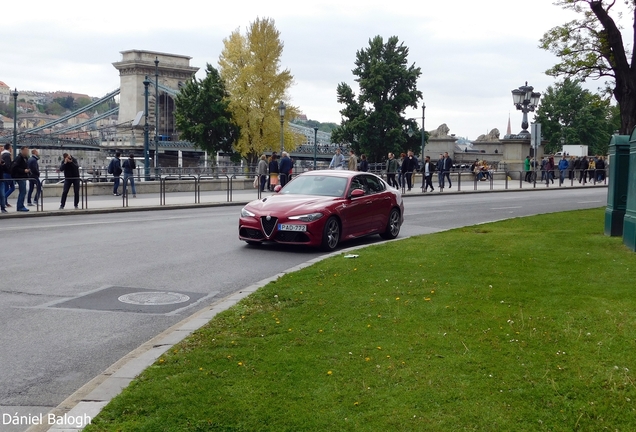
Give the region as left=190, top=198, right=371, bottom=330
left=268, top=155, right=280, bottom=191
left=441, top=152, right=453, bottom=190
left=108, top=152, right=122, bottom=196
left=122, top=153, right=137, bottom=197
left=278, top=152, right=293, bottom=187
left=0, top=147, right=6, bottom=213
left=578, top=156, right=589, bottom=184
left=401, top=151, right=417, bottom=191
left=59, top=153, right=80, bottom=209
left=11, top=146, right=31, bottom=212
left=1, top=143, right=14, bottom=208
left=27, top=149, right=41, bottom=206
left=359, top=154, right=369, bottom=172
left=545, top=156, right=555, bottom=185
left=596, top=156, right=606, bottom=182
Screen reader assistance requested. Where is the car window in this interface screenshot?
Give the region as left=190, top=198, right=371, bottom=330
left=349, top=176, right=367, bottom=195
left=280, top=175, right=348, bottom=197
left=363, top=175, right=385, bottom=193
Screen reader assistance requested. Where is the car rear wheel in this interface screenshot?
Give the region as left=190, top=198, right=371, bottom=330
left=321, top=216, right=340, bottom=251
left=380, top=208, right=401, bottom=240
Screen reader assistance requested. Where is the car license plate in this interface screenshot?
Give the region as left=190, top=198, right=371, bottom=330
left=278, top=224, right=307, bottom=232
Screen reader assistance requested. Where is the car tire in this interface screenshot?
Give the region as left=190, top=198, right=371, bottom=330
left=380, top=208, right=401, bottom=240
left=320, top=216, right=340, bottom=251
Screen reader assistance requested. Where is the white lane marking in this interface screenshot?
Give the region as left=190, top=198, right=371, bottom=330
left=490, top=206, right=522, bottom=210
left=0, top=213, right=235, bottom=232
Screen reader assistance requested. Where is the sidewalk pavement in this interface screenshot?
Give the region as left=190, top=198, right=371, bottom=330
left=1, top=177, right=607, bottom=218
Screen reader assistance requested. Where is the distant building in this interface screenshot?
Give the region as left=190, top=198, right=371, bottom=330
left=0, top=81, right=10, bottom=104
left=0, top=114, right=14, bottom=130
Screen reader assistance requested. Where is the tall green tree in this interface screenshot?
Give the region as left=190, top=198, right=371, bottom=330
left=174, top=64, right=239, bottom=156
left=332, top=35, right=422, bottom=162
left=219, top=17, right=303, bottom=164
left=534, top=78, right=619, bottom=155
left=540, top=0, right=636, bottom=133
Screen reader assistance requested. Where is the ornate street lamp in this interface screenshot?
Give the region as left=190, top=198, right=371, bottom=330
left=407, top=103, right=426, bottom=158
left=511, top=82, right=541, bottom=137
left=154, top=57, right=159, bottom=176
left=278, top=101, right=286, bottom=154
left=12, top=88, right=18, bottom=159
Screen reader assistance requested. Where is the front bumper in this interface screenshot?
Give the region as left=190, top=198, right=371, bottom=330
left=238, top=216, right=325, bottom=246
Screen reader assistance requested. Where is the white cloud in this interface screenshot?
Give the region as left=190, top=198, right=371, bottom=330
left=0, top=0, right=627, bottom=139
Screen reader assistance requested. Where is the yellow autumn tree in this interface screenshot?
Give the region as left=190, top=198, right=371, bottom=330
left=219, top=17, right=303, bottom=164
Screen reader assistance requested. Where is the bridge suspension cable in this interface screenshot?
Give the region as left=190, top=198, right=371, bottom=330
left=24, top=88, right=121, bottom=134
left=52, top=106, right=120, bottom=135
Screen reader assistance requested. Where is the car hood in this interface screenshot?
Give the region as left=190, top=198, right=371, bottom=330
left=245, top=194, right=341, bottom=216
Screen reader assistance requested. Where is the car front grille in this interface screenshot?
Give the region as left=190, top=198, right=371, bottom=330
left=275, top=231, right=310, bottom=243
left=240, top=228, right=265, bottom=240
left=260, top=216, right=278, bottom=237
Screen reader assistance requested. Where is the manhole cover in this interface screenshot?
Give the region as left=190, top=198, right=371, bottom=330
left=118, top=291, right=190, bottom=306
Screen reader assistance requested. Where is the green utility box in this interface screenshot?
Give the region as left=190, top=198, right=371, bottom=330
left=605, top=134, right=631, bottom=236
left=623, top=129, right=636, bottom=250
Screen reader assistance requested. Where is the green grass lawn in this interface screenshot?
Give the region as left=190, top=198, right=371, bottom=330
left=85, top=208, right=636, bottom=431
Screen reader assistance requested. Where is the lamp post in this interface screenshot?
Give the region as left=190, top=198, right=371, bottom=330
left=278, top=101, right=286, bottom=154
left=313, top=127, right=318, bottom=170
left=511, top=81, right=541, bottom=137
left=11, top=88, right=18, bottom=159
left=143, top=76, right=151, bottom=180
left=154, top=57, right=159, bottom=176
left=407, top=102, right=426, bottom=159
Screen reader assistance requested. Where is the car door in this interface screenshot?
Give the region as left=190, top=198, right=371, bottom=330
left=338, top=175, right=374, bottom=239
left=362, top=174, right=393, bottom=232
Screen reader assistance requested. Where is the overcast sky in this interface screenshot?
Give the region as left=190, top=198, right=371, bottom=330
left=1, top=0, right=623, bottom=139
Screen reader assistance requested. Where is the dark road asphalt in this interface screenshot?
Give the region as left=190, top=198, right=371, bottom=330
left=0, top=187, right=607, bottom=430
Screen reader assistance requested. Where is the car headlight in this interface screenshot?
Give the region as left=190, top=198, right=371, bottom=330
left=241, top=207, right=256, bottom=217
left=288, top=212, right=324, bottom=222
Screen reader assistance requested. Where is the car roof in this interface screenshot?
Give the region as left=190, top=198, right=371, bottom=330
left=300, top=170, right=375, bottom=179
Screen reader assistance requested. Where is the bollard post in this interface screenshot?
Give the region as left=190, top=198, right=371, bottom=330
left=605, top=134, right=631, bottom=237
left=622, top=130, right=636, bottom=249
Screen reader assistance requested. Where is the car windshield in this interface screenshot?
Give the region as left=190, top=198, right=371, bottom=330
left=280, top=175, right=348, bottom=197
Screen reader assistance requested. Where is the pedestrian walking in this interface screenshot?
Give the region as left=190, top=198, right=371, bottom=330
left=0, top=151, right=6, bottom=213
left=588, top=157, right=596, bottom=182
left=545, top=156, right=555, bottom=185
left=578, top=156, right=589, bottom=184
left=348, top=150, right=358, bottom=171
left=329, top=148, right=345, bottom=170
left=441, top=152, right=453, bottom=189
left=59, top=153, right=81, bottom=210
left=558, top=155, right=569, bottom=186
left=122, top=153, right=137, bottom=197
left=421, top=156, right=434, bottom=192
left=596, top=156, right=606, bottom=182
left=436, top=153, right=444, bottom=190
left=359, top=154, right=369, bottom=172
left=397, top=153, right=406, bottom=188
left=279, top=151, right=293, bottom=186
left=401, top=151, right=417, bottom=191
left=27, top=149, right=41, bottom=206
left=1, top=144, right=15, bottom=207
left=568, top=156, right=575, bottom=181
left=257, top=155, right=268, bottom=192
left=524, top=156, right=532, bottom=182
left=268, top=154, right=279, bottom=190
left=385, top=153, right=399, bottom=188
left=11, top=146, right=31, bottom=212
left=108, top=152, right=122, bottom=196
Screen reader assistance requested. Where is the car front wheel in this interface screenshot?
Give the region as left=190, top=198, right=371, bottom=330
left=380, top=208, right=401, bottom=240
left=320, top=216, right=340, bottom=251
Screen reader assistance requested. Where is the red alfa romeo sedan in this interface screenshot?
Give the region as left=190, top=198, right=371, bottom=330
left=238, top=170, right=404, bottom=251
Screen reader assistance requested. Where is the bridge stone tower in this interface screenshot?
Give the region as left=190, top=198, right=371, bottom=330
left=113, top=50, right=198, bottom=130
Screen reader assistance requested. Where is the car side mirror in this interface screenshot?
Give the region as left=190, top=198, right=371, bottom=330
left=350, top=188, right=365, bottom=198
left=274, top=185, right=282, bottom=193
